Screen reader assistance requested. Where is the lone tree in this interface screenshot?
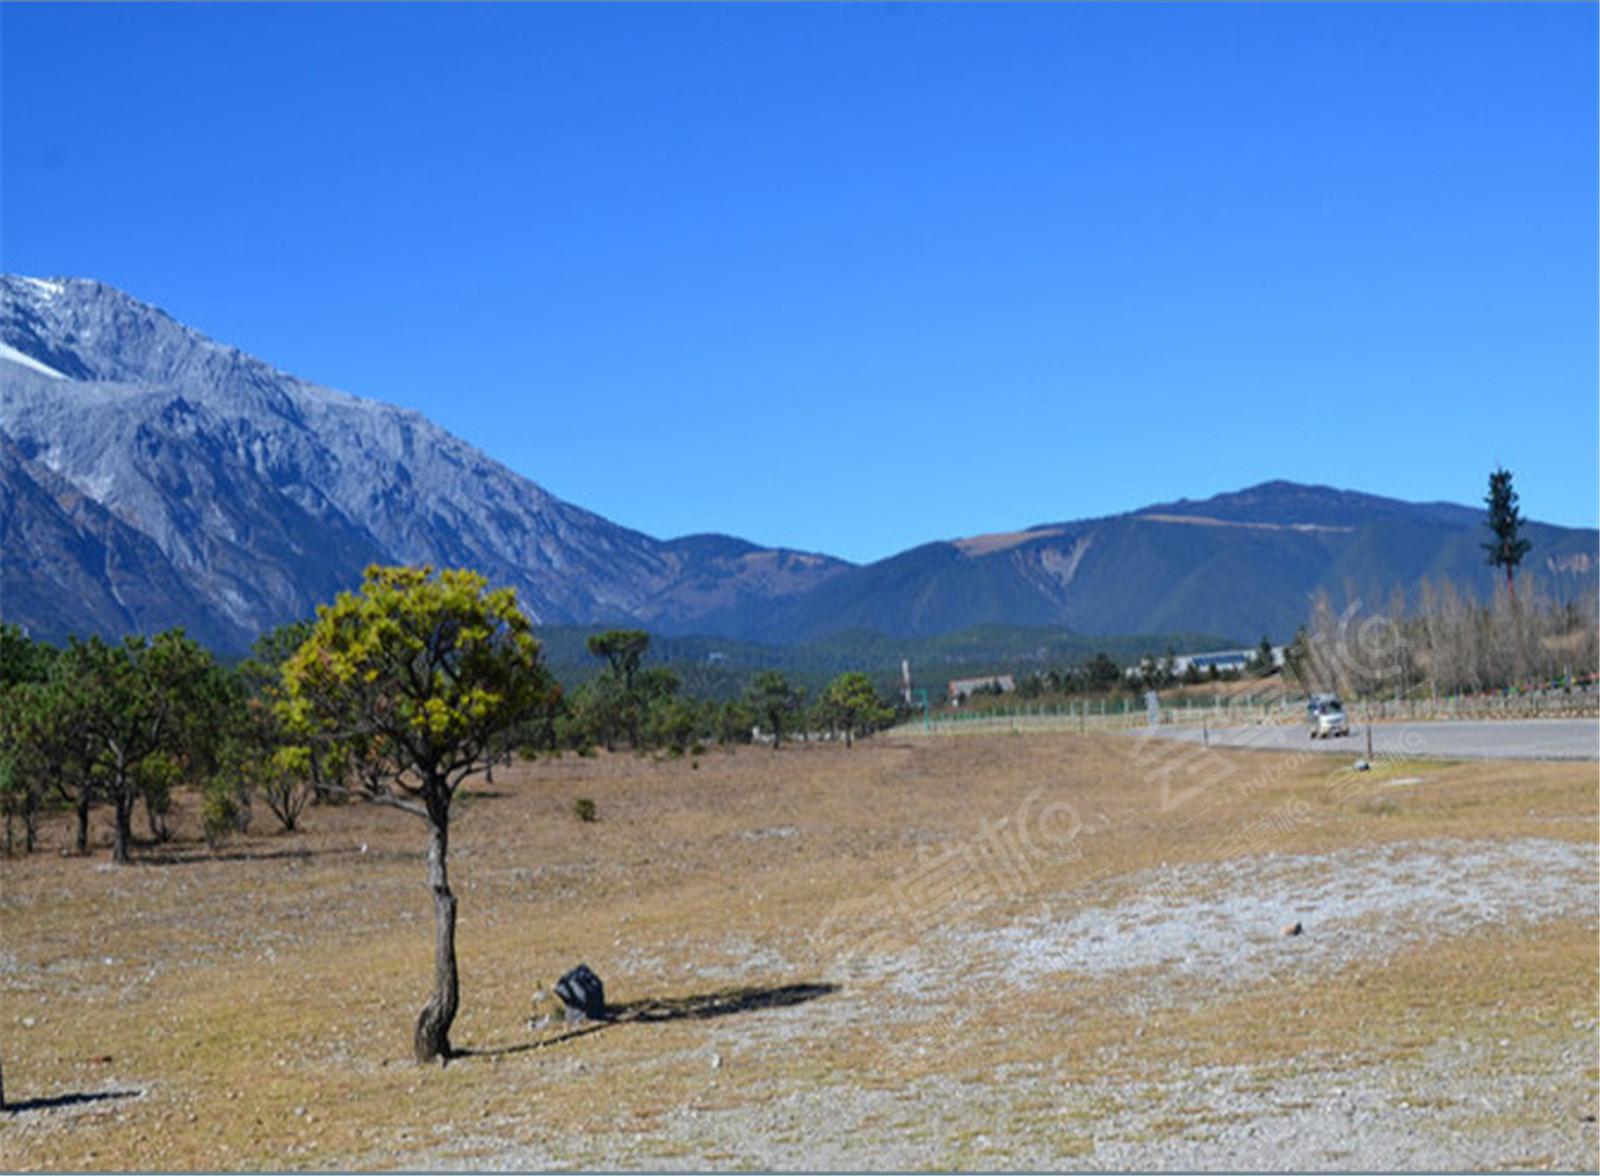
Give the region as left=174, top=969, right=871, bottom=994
left=279, top=566, right=554, bottom=1064
left=745, top=670, right=799, bottom=750
left=584, top=629, right=651, bottom=748
left=1482, top=467, right=1533, bottom=600
left=55, top=631, right=219, bottom=864
left=0, top=628, right=62, bottom=855
left=0, top=678, right=100, bottom=855
left=585, top=629, right=649, bottom=690
left=1084, top=652, right=1122, bottom=693
left=1250, top=635, right=1277, bottom=678
left=817, top=672, right=894, bottom=747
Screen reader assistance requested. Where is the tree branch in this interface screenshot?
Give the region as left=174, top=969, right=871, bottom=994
left=314, top=780, right=428, bottom=820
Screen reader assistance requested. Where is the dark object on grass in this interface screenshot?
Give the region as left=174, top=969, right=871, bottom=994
left=574, top=797, right=597, bottom=823
left=555, top=964, right=607, bottom=1023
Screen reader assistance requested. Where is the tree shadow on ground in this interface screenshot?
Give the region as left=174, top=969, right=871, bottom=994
left=610, top=982, right=839, bottom=1022
left=453, top=982, right=839, bottom=1061
left=2, top=1089, right=140, bottom=1114
left=135, top=842, right=398, bottom=868
left=138, top=846, right=323, bottom=867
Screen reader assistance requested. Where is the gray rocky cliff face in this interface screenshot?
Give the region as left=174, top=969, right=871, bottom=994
left=0, top=276, right=847, bottom=647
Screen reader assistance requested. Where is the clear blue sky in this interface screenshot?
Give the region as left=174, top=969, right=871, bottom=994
left=4, top=3, right=1594, bottom=562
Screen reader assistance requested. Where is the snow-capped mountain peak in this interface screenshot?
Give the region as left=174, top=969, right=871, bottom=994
left=0, top=275, right=849, bottom=648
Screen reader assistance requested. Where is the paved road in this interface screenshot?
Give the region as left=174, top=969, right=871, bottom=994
left=1140, top=717, right=1599, bottom=762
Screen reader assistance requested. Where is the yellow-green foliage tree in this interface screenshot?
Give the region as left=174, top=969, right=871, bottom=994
left=279, top=566, right=555, bottom=1064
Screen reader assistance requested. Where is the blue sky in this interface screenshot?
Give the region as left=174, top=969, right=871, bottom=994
left=3, top=3, right=1594, bottom=562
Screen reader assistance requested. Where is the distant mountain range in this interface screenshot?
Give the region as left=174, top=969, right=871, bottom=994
left=734, top=484, right=1596, bottom=645
left=2, top=276, right=1594, bottom=652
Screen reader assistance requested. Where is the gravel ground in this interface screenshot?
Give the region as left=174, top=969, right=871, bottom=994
left=411, top=836, right=1599, bottom=1172
left=5, top=740, right=1590, bottom=1172
left=930, top=837, right=1596, bottom=991
left=410, top=1024, right=1600, bottom=1172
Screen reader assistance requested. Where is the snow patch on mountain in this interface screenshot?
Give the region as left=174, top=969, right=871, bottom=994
left=0, top=340, right=66, bottom=379
left=17, top=277, right=64, bottom=299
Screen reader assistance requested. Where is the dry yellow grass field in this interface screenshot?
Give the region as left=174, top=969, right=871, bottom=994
left=0, top=731, right=1595, bottom=1170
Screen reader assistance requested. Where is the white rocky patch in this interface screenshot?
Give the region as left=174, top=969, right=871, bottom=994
left=858, top=837, right=1597, bottom=997
left=0, top=340, right=66, bottom=379
left=17, top=275, right=65, bottom=298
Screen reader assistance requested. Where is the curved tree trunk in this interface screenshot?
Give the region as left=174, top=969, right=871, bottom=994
left=413, top=805, right=459, bottom=1064
left=112, top=790, right=133, bottom=865
left=75, top=792, right=91, bottom=854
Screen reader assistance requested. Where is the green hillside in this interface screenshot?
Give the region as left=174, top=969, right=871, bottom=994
left=713, top=483, right=1597, bottom=645
left=533, top=622, right=1233, bottom=701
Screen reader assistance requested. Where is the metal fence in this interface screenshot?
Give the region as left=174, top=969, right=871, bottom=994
left=896, top=688, right=1599, bottom=736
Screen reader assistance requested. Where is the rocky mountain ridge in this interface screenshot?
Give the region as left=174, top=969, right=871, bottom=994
left=0, top=276, right=847, bottom=648
left=2, top=275, right=1593, bottom=650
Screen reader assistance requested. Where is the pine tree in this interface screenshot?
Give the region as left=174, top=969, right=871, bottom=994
left=1251, top=634, right=1277, bottom=678
left=1482, top=467, right=1533, bottom=599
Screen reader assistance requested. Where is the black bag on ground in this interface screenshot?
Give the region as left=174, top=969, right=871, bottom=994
left=554, top=964, right=607, bottom=1022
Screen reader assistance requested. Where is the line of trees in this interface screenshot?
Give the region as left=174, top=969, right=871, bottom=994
left=1291, top=577, right=1597, bottom=701
left=1287, top=469, right=1597, bottom=700
left=1010, top=646, right=1263, bottom=703
left=0, top=622, right=901, bottom=864
left=549, top=634, right=896, bottom=754
left=0, top=564, right=901, bottom=1064
left=1012, top=652, right=1137, bottom=700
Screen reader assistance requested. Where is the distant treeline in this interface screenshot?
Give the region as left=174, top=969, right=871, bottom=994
left=974, top=575, right=1597, bottom=706
left=0, top=566, right=900, bottom=1064
left=0, top=609, right=896, bottom=862
left=6, top=594, right=1232, bottom=861
left=8, top=562, right=1591, bottom=862
left=1293, top=576, right=1598, bottom=700
left=531, top=622, right=1236, bottom=702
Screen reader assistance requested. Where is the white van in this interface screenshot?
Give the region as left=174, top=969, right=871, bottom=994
left=1307, top=693, right=1349, bottom=739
